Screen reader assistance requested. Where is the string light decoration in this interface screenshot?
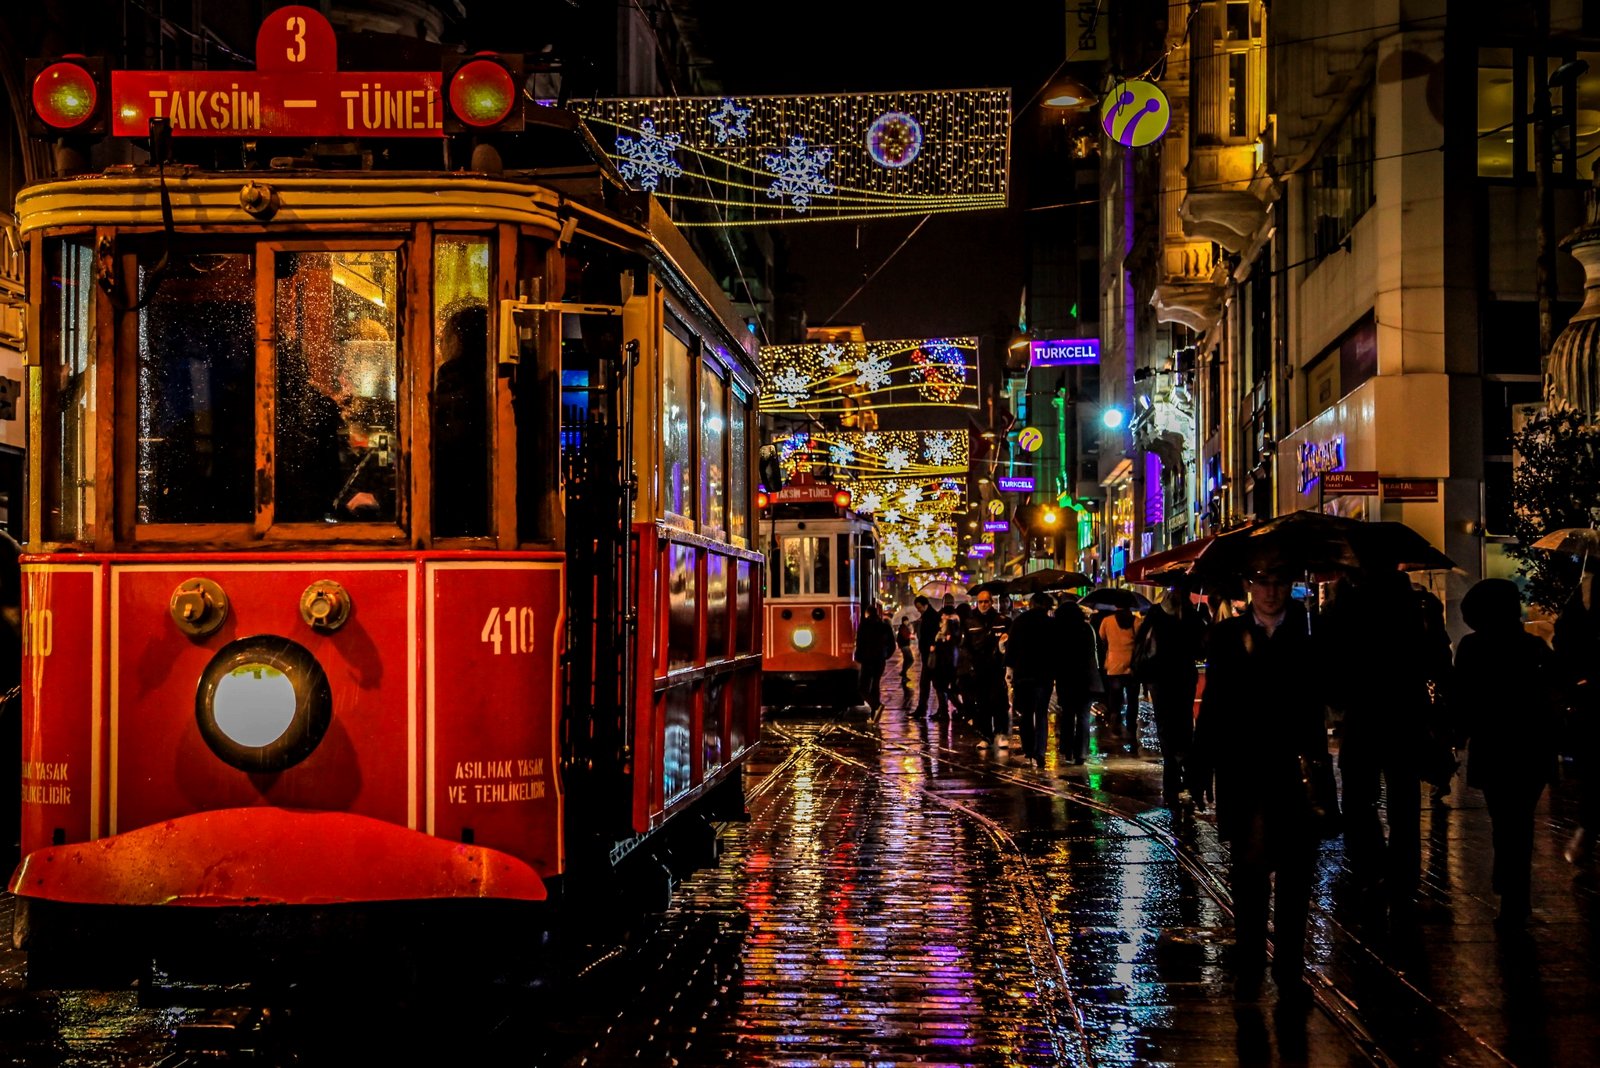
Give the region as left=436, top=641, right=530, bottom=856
left=776, top=430, right=968, bottom=481
left=758, top=338, right=979, bottom=413
left=570, top=91, right=1009, bottom=226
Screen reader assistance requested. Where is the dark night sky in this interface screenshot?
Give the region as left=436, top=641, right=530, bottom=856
left=690, top=3, right=1066, bottom=346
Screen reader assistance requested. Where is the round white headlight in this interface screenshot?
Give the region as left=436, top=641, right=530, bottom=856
left=212, top=664, right=297, bottom=748
left=791, top=626, right=816, bottom=650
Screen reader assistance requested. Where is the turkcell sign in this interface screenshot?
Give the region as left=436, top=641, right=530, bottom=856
left=983, top=520, right=1009, bottom=533
left=968, top=543, right=995, bottom=557
left=996, top=475, right=1035, bottom=492
left=1029, top=338, right=1100, bottom=367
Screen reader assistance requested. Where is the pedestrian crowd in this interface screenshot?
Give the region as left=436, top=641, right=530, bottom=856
left=851, top=550, right=1600, bottom=1005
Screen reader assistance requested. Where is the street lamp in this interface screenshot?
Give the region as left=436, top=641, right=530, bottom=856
left=1101, top=406, right=1126, bottom=430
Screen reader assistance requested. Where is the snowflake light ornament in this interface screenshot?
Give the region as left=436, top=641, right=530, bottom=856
left=706, top=98, right=751, bottom=143
left=882, top=508, right=903, bottom=524
left=769, top=365, right=810, bottom=408
left=899, top=485, right=922, bottom=510
left=852, top=353, right=893, bottom=392
left=917, top=513, right=936, bottom=530
left=860, top=432, right=882, bottom=453
left=829, top=442, right=856, bottom=468
left=883, top=446, right=912, bottom=473
left=764, top=136, right=835, bottom=213
left=923, top=432, right=956, bottom=466
left=820, top=342, right=852, bottom=372
left=857, top=490, right=883, bottom=514
left=615, top=118, right=683, bottom=193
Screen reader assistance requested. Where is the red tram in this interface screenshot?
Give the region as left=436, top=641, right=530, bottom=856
left=759, top=477, right=878, bottom=708
left=10, top=10, right=762, bottom=979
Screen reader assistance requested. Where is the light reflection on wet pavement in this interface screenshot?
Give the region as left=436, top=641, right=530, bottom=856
left=1, top=661, right=1598, bottom=1065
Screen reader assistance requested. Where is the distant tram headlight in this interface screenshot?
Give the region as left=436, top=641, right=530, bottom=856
left=197, top=637, right=332, bottom=773
left=791, top=626, right=816, bottom=651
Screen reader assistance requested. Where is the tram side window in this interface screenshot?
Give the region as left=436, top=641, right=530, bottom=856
left=661, top=330, right=694, bottom=523
left=728, top=389, right=750, bottom=548
left=434, top=236, right=491, bottom=538
left=135, top=248, right=255, bottom=525
left=43, top=240, right=94, bottom=541
left=273, top=251, right=399, bottom=524
left=699, top=364, right=726, bottom=539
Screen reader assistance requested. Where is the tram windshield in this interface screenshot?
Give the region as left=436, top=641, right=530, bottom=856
left=126, top=239, right=400, bottom=529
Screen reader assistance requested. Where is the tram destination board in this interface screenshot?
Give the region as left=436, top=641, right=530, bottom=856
left=108, top=6, right=446, bottom=138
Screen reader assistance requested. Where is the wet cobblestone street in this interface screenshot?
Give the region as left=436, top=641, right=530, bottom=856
left=0, top=656, right=1597, bottom=1065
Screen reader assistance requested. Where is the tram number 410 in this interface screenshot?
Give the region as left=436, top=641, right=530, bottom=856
left=21, top=609, right=52, bottom=657
left=480, top=606, right=537, bottom=655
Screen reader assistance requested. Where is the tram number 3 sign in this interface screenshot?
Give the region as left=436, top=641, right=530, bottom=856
left=480, top=606, right=537, bottom=655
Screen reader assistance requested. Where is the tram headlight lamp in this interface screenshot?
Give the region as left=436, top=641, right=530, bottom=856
left=197, top=636, right=332, bottom=774
left=443, top=53, right=525, bottom=133
left=791, top=626, right=816, bottom=651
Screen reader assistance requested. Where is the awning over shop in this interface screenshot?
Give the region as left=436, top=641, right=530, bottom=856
left=1123, top=535, right=1214, bottom=584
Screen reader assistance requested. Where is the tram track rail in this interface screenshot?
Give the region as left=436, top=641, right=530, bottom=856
left=814, top=715, right=1531, bottom=1068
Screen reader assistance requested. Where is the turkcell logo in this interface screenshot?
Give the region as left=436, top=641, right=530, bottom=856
left=1029, top=338, right=1100, bottom=367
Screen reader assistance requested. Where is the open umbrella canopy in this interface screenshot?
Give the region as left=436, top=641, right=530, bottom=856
left=1079, top=587, right=1152, bottom=612
left=1006, top=569, right=1092, bottom=596
left=966, top=579, right=1011, bottom=596
left=1190, top=511, right=1453, bottom=582
left=1532, top=527, right=1600, bottom=554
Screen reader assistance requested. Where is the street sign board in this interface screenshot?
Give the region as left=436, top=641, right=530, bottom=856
left=1029, top=338, right=1099, bottom=368
left=996, top=475, right=1035, bottom=492
left=1382, top=478, right=1439, bottom=501
left=1321, top=470, right=1378, bottom=495
left=983, top=520, right=1008, bottom=533
left=968, top=543, right=994, bottom=557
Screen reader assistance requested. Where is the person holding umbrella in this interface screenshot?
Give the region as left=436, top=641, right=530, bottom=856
left=960, top=588, right=1010, bottom=748
left=1053, top=595, right=1103, bottom=765
left=1005, top=592, right=1059, bottom=767
left=1193, top=551, right=1331, bottom=1000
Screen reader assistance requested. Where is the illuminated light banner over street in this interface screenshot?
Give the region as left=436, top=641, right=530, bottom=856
left=571, top=91, right=1009, bottom=226
left=759, top=338, right=979, bottom=413
left=1029, top=338, right=1100, bottom=367
left=997, top=475, right=1035, bottom=492
left=109, top=7, right=444, bottom=138
left=775, top=429, right=968, bottom=481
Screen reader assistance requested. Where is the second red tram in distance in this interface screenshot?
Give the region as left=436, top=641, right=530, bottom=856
left=759, top=477, right=879, bottom=709
left=10, top=9, right=762, bottom=982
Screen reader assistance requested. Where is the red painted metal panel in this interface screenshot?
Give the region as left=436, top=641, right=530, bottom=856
left=9, top=808, right=546, bottom=906
left=110, top=562, right=414, bottom=836
left=631, top=523, right=659, bottom=834
left=19, top=566, right=99, bottom=857
left=426, top=562, right=563, bottom=877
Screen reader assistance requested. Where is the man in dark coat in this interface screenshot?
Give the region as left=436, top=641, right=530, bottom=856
left=853, top=604, right=895, bottom=712
left=961, top=590, right=1009, bottom=747
left=1193, top=559, right=1329, bottom=1000
left=1053, top=600, right=1103, bottom=764
left=1005, top=592, right=1058, bottom=766
left=1133, top=585, right=1207, bottom=807
left=913, top=595, right=941, bottom=716
left=1325, top=568, right=1439, bottom=903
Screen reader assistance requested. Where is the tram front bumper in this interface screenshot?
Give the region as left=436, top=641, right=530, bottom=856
left=7, top=807, right=548, bottom=907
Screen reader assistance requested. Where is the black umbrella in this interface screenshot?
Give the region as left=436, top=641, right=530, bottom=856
left=1191, top=510, right=1454, bottom=582
left=966, top=579, right=1010, bottom=596
left=1006, top=568, right=1092, bottom=596
left=1079, top=586, right=1152, bottom=612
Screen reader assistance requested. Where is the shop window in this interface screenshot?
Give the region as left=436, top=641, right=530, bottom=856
left=1479, top=48, right=1515, bottom=177
left=1478, top=47, right=1600, bottom=181
left=273, top=250, right=399, bottom=524
left=434, top=235, right=491, bottom=538
left=44, top=239, right=95, bottom=541
left=1306, top=88, right=1375, bottom=262
left=135, top=247, right=255, bottom=525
